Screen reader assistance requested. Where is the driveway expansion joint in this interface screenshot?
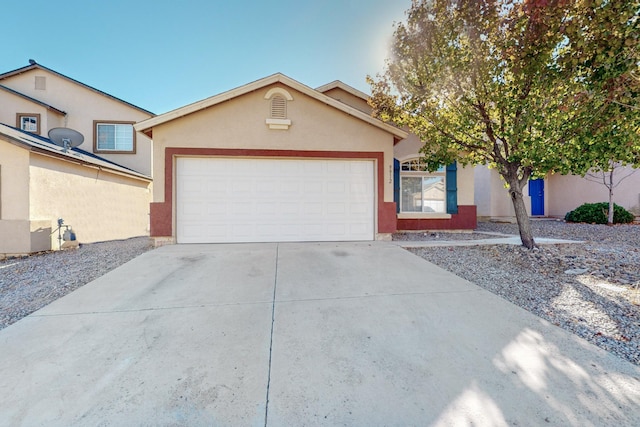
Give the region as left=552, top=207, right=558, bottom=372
left=264, top=243, right=279, bottom=427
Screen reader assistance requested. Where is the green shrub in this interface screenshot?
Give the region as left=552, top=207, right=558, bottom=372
left=564, top=202, right=634, bottom=224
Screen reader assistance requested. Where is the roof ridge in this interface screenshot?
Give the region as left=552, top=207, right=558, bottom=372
left=0, top=61, right=155, bottom=117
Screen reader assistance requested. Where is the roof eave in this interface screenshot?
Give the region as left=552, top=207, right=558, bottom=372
left=0, top=128, right=151, bottom=182
left=135, top=73, right=408, bottom=140
left=315, top=80, right=371, bottom=102
left=29, top=146, right=152, bottom=182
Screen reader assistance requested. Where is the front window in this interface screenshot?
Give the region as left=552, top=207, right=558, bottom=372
left=94, top=121, right=135, bottom=153
left=17, top=113, right=40, bottom=134
left=400, top=159, right=446, bottom=213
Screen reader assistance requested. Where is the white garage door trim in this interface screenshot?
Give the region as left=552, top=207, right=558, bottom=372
left=176, top=157, right=375, bottom=243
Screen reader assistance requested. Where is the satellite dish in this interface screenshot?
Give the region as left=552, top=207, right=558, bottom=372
left=48, top=128, right=84, bottom=152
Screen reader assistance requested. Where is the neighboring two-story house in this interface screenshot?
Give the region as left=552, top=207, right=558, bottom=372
left=0, top=61, right=154, bottom=257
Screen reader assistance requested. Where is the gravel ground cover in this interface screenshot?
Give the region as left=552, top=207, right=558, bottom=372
left=0, top=237, right=153, bottom=330
left=408, top=220, right=640, bottom=366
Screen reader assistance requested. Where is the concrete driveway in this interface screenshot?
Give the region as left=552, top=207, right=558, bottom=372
left=1, top=242, right=639, bottom=426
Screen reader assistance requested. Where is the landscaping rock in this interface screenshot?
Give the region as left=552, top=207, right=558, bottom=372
left=408, top=220, right=640, bottom=366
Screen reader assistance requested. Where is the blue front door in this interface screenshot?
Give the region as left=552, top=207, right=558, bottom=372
left=528, top=179, right=544, bottom=216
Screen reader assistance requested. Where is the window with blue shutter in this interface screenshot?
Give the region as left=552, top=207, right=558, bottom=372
left=399, top=159, right=447, bottom=213
left=394, top=158, right=400, bottom=213
left=446, top=162, right=458, bottom=214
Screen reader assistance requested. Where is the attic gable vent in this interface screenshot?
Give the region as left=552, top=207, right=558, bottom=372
left=35, top=76, right=46, bottom=90
left=270, top=95, right=287, bottom=119
left=264, top=87, right=293, bottom=130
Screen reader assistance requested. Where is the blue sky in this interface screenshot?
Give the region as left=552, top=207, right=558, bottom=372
left=1, top=0, right=410, bottom=114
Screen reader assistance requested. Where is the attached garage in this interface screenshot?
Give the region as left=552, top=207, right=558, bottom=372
left=134, top=74, right=408, bottom=245
left=176, top=157, right=374, bottom=243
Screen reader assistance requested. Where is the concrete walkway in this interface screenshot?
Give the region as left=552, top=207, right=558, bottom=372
left=0, top=242, right=638, bottom=426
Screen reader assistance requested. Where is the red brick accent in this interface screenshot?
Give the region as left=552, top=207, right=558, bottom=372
left=397, top=205, right=477, bottom=231
left=379, top=202, right=398, bottom=233
left=150, top=148, right=389, bottom=238
left=149, top=202, right=172, bottom=236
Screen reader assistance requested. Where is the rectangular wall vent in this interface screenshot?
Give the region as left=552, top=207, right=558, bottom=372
left=35, top=76, right=46, bottom=90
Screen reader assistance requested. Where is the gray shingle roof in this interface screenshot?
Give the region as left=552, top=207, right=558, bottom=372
left=0, top=123, right=151, bottom=181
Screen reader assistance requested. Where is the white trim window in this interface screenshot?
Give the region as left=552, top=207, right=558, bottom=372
left=20, top=116, right=38, bottom=132
left=400, top=159, right=446, bottom=213
left=17, top=113, right=40, bottom=134
left=95, top=121, right=135, bottom=153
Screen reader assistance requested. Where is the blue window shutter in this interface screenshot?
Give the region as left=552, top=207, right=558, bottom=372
left=393, top=158, right=400, bottom=213
left=446, top=162, right=458, bottom=214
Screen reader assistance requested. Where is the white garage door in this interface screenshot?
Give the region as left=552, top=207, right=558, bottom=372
left=176, top=157, right=375, bottom=243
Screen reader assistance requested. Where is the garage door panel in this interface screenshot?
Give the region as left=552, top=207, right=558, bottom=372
left=232, top=203, right=257, bottom=217
left=232, top=180, right=253, bottom=193
left=207, top=181, right=228, bottom=194
left=327, top=181, right=346, bottom=194
left=176, top=158, right=374, bottom=243
left=279, top=202, right=300, bottom=215
left=303, top=161, right=324, bottom=174
left=350, top=182, right=369, bottom=193
left=205, top=202, right=227, bottom=216
left=326, top=223, right=346, bottom=234
left=327, top=203, right=346, bottom=215
left=302, top=202, right=323, bottom=215
left=256, top=202, right=279, bottom=215
left=304, top=182, right=323, bottom=193
left=350, top=161, right=370, bottom=174
left=180, top=202, right=205, bottom=218
left=256, top=179, right=278, bottom=192
left=327, top=162, right=347, bottom=173
left=350, top=202, right=369, bottom=214
left=278, top=161, right=302, bottom=176
left=179, top=177, right=203, bottom=196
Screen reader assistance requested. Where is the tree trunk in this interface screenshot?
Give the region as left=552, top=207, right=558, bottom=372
left=607, top=169, right=614, bottom=225
left=506, top=176, right=535, bottom=249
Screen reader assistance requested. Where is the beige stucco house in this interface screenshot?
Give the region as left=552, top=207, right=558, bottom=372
left=0, top=61, right=154, bottom=257
left=135, top=74, right=476, bottom=245
left=475, top=166, right=640, bottom=220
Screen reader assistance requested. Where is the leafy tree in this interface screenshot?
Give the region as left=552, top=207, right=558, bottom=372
left=368, top=0, right=640, bottom=248
left=561, top=1, right=640, bottom=225
left=584, top=163, right=637, bottom=224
